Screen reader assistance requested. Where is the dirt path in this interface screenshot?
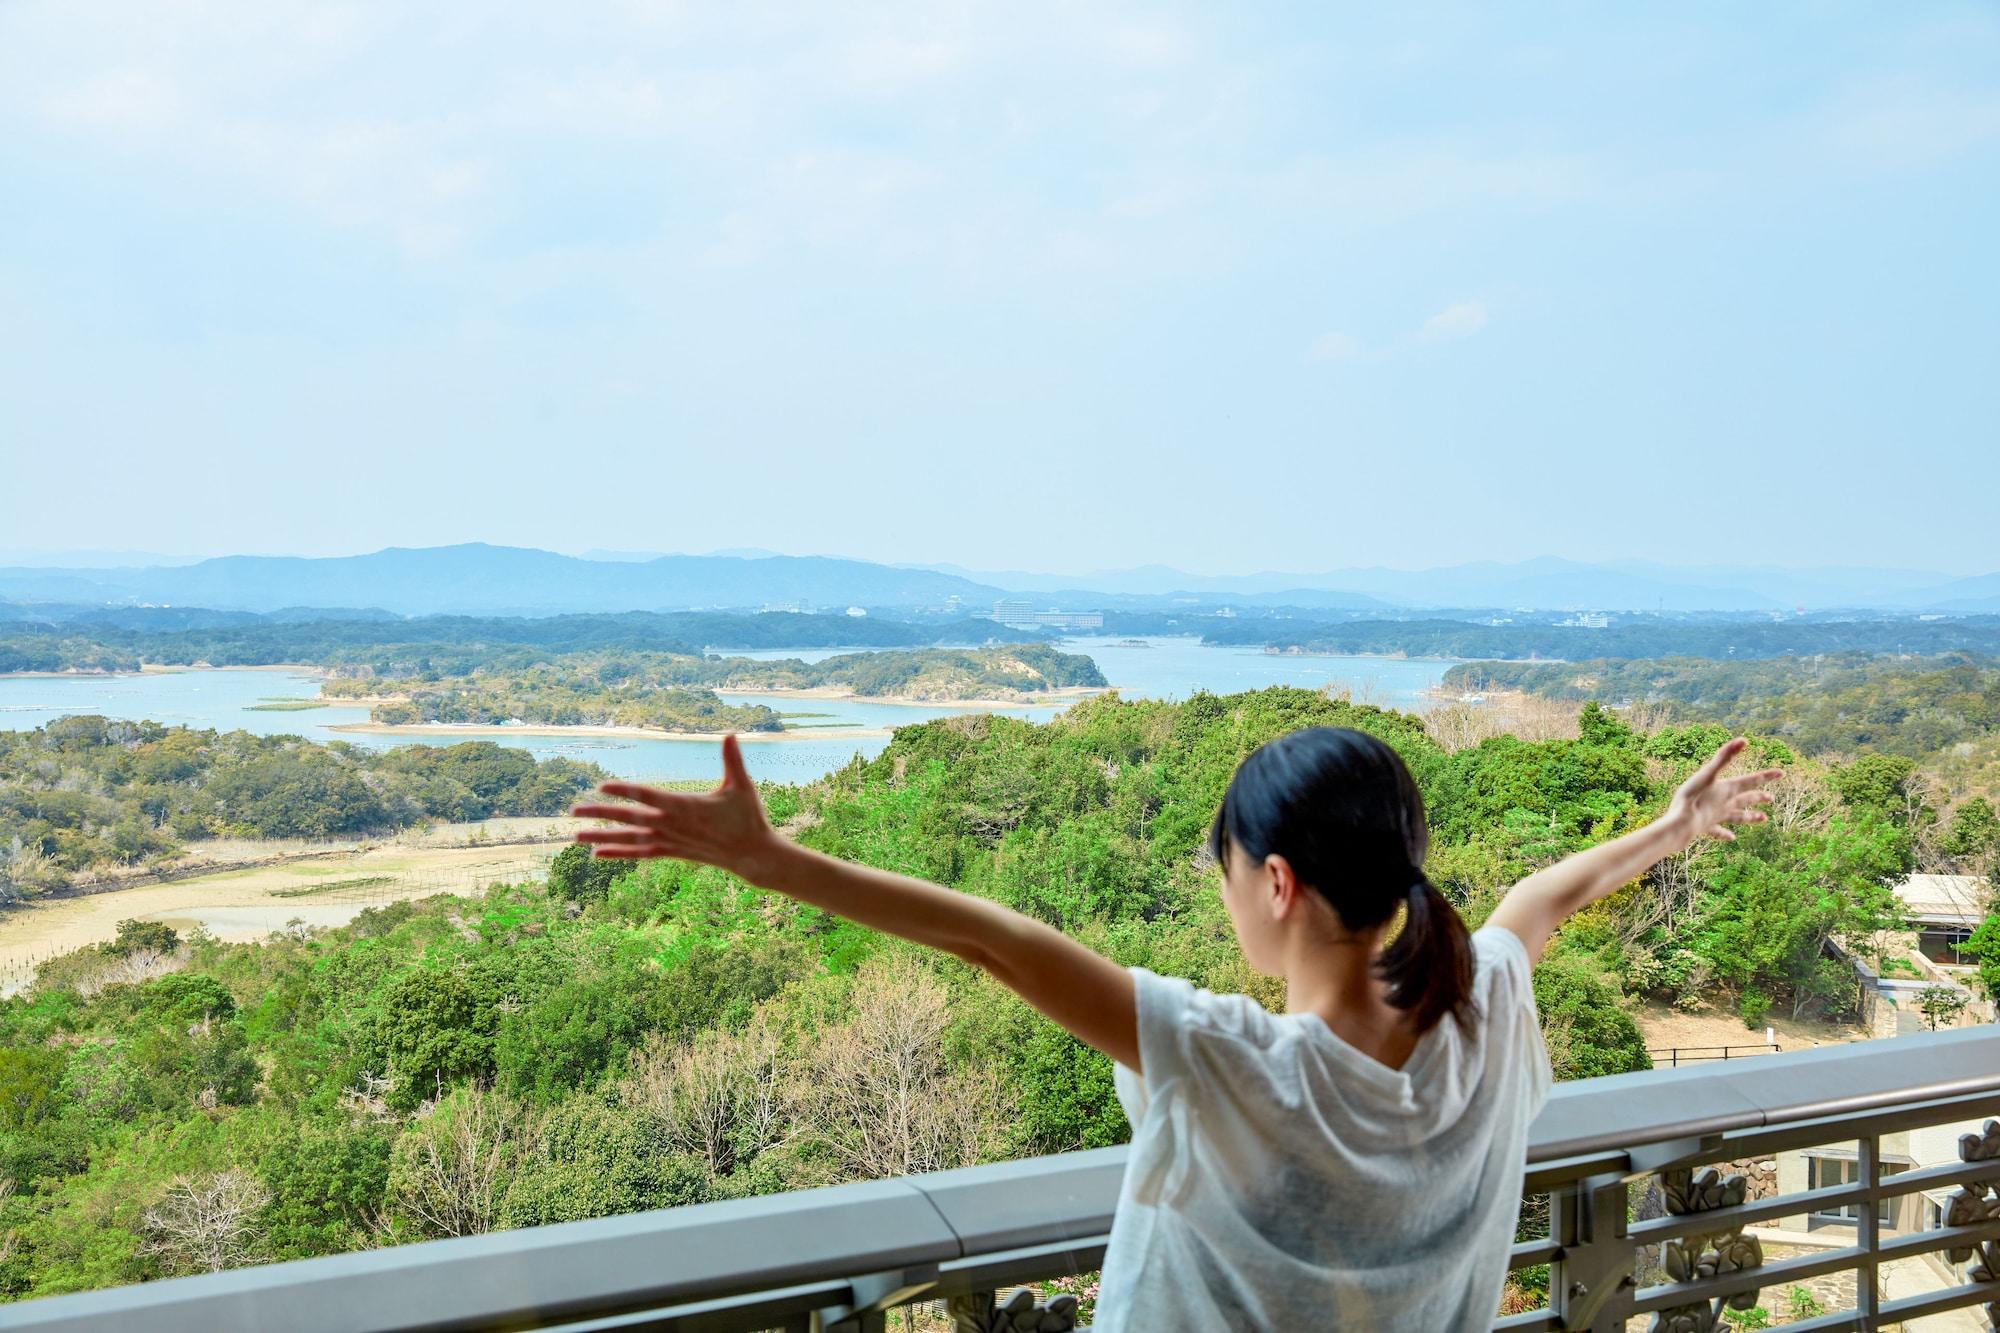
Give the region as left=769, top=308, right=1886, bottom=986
left=1634, top=1000, right=1868, bottom=1063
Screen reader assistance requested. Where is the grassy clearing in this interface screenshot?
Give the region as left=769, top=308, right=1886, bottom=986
left=247, top=699, right=329, bottom=711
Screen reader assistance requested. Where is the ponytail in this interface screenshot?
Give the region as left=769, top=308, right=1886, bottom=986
left=1375, top=874, right=1476, bottom=1034
left=1210, top=727, right=1480, bottom=1037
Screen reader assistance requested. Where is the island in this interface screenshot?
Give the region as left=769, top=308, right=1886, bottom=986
left=318, top=645, right=1108, bottom=738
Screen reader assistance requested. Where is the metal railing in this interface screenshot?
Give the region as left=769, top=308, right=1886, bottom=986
left=6, top=1027, right=2000, bottom=1332
left=1646, top=1042, right=1781, bottom=1068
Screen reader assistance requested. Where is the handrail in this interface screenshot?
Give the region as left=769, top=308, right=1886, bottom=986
left=1645, top=1041, right=1779, bottom=1067
left=4, top=1027, right=1999, bottom=1332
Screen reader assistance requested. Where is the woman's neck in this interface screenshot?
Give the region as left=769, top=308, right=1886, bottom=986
left=1283, top=925, right=1422, bottom=1071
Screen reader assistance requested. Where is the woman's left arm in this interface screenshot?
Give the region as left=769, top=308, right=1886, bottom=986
left=1487, top=738, right=1780, bottom=963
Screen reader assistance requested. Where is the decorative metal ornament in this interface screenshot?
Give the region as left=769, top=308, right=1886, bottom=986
left=1649, top=1167, right=1764, bottom=1333
left=1948, top=1119, right=2000, bottom=1330
left=948, top=1287, right=1081, bottom=1333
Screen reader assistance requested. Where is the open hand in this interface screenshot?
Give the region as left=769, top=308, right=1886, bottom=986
left=570, top=734, right=780, bottom=882
left=1665, top=738, right=1782, bottom=850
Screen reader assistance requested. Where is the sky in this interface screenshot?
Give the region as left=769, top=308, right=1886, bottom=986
left=2, top=3, right=1996, bottom=576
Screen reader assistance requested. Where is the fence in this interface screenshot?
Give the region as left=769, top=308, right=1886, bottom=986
left=1647, top=1041, right=1782, bottom=1068
left=6, top=1026, right=1999, bottom=1332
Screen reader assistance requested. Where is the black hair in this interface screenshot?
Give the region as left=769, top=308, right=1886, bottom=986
left=1205, top=726, right=1476, bottom=1035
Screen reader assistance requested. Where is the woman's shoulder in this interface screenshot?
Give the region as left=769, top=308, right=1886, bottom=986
left=1468, top=925, right=1537, bottom=1006
left=1470, top=923, right=1531, bottom=969
left=1130, top=967, right=1290, bottom=1061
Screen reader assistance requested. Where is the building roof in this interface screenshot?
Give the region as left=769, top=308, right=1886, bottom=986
left=1893, top=873, right=1990, bottom=923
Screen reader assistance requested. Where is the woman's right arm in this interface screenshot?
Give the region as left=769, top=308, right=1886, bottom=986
left=1486, top=738, right=1781, bottom=963
left=573, top=735, right=1143, bottom=1071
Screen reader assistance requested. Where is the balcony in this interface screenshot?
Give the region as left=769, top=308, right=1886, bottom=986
left=7, top=1027, right=2000, bottom=1332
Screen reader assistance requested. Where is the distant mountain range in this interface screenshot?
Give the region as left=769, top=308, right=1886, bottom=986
left=0, top=546, right=1006, bottom=617
left=920, top=557, right=2000, bottom=614
left=0, top=545, right=1994, bottom=616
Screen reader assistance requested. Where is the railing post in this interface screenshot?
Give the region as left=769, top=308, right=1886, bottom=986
left=813, top=1266, right=940, bottom=1333
left=1856, top=1136, right=1880, bottom=1328
left=1550, top=1172, right=1635, bottom=1332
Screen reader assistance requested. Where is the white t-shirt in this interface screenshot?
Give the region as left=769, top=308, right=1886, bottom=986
left=1095, top=926, right=1552, bottom=1332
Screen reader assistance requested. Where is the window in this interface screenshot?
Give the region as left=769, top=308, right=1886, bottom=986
left=1808, top=1155, right=1910, bottom=1225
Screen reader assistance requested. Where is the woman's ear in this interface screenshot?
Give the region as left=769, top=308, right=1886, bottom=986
left=1262, top=853, right=1301, bottom=919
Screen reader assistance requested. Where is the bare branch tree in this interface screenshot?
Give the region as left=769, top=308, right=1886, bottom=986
left=1617, top=840, right=1716, bottom=947
left=0, top=1178, right=18, bottom=1268
left=1763, top=770, right=1833, bottom=838
left=1421, top=693, right=1580, bottom=753
left=791, top=963, right=1011, bottom=1182
left=388, top=1085, right=524, bottom=1238
left=624, top=1013, right=786, bottom=1178
left=140, top=1170, right=271, bottom=1274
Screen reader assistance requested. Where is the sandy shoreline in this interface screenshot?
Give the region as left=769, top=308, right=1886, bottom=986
left=322, top=685, right=1105, bottom=740
left=0, top=663, right=332, bottom=681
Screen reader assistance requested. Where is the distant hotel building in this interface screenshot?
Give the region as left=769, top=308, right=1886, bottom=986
left=986, top=600, right=1103, bottom=631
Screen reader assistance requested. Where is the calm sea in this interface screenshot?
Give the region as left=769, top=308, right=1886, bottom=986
left=0, top=637, right=1457, bottom=782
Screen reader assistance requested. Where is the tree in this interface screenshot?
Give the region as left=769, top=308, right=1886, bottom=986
left=373, top=967, right=496, bottom=1108
left=546, top=843, right=625, bottom=908
left=1531, top=955, right=1652, bottom=1081
left=622, top=1016, right=784, bottom=1178
left=494, top=967, right=652, bottom=1101
left=1943, top=798, right=1999, bottom=864
left=105, top=920, right=181, bottom=958
left=497, top=1096, right=708, bottom=1227
left=1576, top=701, right=1639, bottom=750
left=140, top=1170, right=271, bottom=1275
left=257, top=1122, right=391, bottom=1260
left=1964, top=915, right=2000, bottom=1001
left=1691, top=814, right=1908, bottom=1019
left=0, top=1047, right=66, bottom=1131
left=1830, top=755, right=1929, bottom=827
left=790, top=962, right=1011, bottom=1181
left=387, top=1085, right=523, bottom=1238
left=0, top=837, right=64, bottom=902
left=1917, top=984, right=1968, bottom=1032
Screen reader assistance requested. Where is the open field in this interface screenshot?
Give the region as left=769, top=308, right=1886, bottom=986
left=0, top=828, right=581, bottom=996
left=62, top=815, right=586, bottom=890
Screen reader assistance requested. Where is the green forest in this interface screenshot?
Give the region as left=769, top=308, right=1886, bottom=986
left=1444, top=654, right=1999, bottom=755
left=0, top=608, right=1043, bottom=677
left=1197, top=616, right=2000, bottom=661
left=0, top=719, right=603, bottom=895
left=323, top=645, right=1107, bottom=731
left=0, top=684, right=1980, bottom=1302
left=1445, top=655, right=2000, bottom=813
left=13, top=606, right=2000, bottom=680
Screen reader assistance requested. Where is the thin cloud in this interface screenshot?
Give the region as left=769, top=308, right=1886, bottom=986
left=1306, top=331, right=1361, bottom=362
left=1420, top=301, right=1488, bottom=341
